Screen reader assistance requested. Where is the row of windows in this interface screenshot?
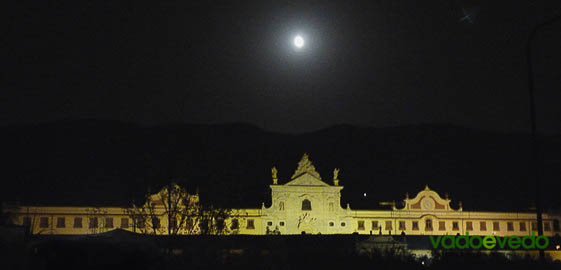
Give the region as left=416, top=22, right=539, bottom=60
left=278, top=200, right=336, bottom=212
left=234, top=219, right=346, bottom=230
left=24, top=216, right=132, bottom=229
left=357, top=219, right=560, bottom=232
left=230, top=219, right=255, bottom=230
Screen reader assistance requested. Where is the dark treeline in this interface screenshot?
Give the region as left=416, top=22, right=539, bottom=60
left=2, top=234, right=561, bottom=270
left=3, top=119, right=560, bottom=211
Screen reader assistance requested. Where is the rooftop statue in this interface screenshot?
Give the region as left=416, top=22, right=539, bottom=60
left=271, top=166, right=278, bottom=184
left=333, top=168, right=340, bottom=186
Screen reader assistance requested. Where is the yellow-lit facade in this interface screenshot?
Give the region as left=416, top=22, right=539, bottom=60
left=10, top=154, right=561, bottom=238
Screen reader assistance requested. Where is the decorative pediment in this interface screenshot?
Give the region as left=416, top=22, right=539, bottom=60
left=397, top=185, right=461, bottom=211
left=291, top=153, right=322, bottom=180
left=285, top=173, right=330, bottom=186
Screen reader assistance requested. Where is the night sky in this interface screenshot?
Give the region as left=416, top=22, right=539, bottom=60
left=4, top=0, right=561, bottom=134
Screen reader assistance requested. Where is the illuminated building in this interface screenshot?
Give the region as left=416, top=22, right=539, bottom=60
left=10, top=154, right=561, bottom=239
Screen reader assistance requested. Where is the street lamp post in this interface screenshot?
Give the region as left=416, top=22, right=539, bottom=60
left=525, top=14, right=561, bottom=260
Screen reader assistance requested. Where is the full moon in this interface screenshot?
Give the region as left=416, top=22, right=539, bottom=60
left=293, top=35, right=304, bottom=48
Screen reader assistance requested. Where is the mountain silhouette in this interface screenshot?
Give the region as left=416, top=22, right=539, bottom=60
left=3, top=120, right=560, bottom=212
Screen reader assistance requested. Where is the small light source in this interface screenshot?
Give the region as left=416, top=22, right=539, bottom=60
left=421, top=261, right=425, bottom=265
left=556, top=245, right=560, bottom=250
left=363, top=193, right=367, bottom=197
left=294, top=35, right=304, bottom=48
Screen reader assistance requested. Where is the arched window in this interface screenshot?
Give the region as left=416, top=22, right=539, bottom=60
left=302, top=199, right=312, bottom=211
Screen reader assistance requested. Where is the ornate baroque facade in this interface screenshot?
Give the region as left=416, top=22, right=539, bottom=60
left=10, top=154, right=561, bottom=238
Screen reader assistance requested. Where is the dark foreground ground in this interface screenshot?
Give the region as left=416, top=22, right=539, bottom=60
left=2, top=231, right=561, bottom=270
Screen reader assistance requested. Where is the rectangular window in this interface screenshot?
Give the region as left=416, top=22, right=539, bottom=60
left=40, top=217, right=49, bottom=228
left=466, top=221, right=473, bottom=231
left=120, top=218, right=129, bottom=229
left=56, top=217, right=65, bottom=228
left=267, top=221, right=273, bottom=226
left=247, top=219, right=255, bottom=229
left=519, top=222, right=526, bottom=231
left=452, top=221, right=459, bottom=231
left=89, top=217, right=98, bottom=228
left=74, top=217, right=82, bottom=228
left=507, top=222, right=514, bottom=231
left=412, top=221, right=419, bottom=230
left=358, top=220, right=365, bottom=230
left=544, top=222, right=551, bottom=231
left=493, top=222, right=500, bottom=231
left=371, top=221, right=379, bottom=230
left=280, top=221, right=285, bottom=227
left=105, top=217, right=114, bottom=228
left=531, top=222, right=537, bottom=231
left=399, top=221, right=406, bottom=231
left=554, top=220, right=560, bottom=232
left=439, top=221, right=446, bottom=231
left=23, top=217, right=31, bottom=227
left=425, top=219, right=433, bottom=231
left=231, top=219, right=239, bottom=230
left=480, top=221, right=487, bottom=231
left=385, top=221, right=392, bottom=231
